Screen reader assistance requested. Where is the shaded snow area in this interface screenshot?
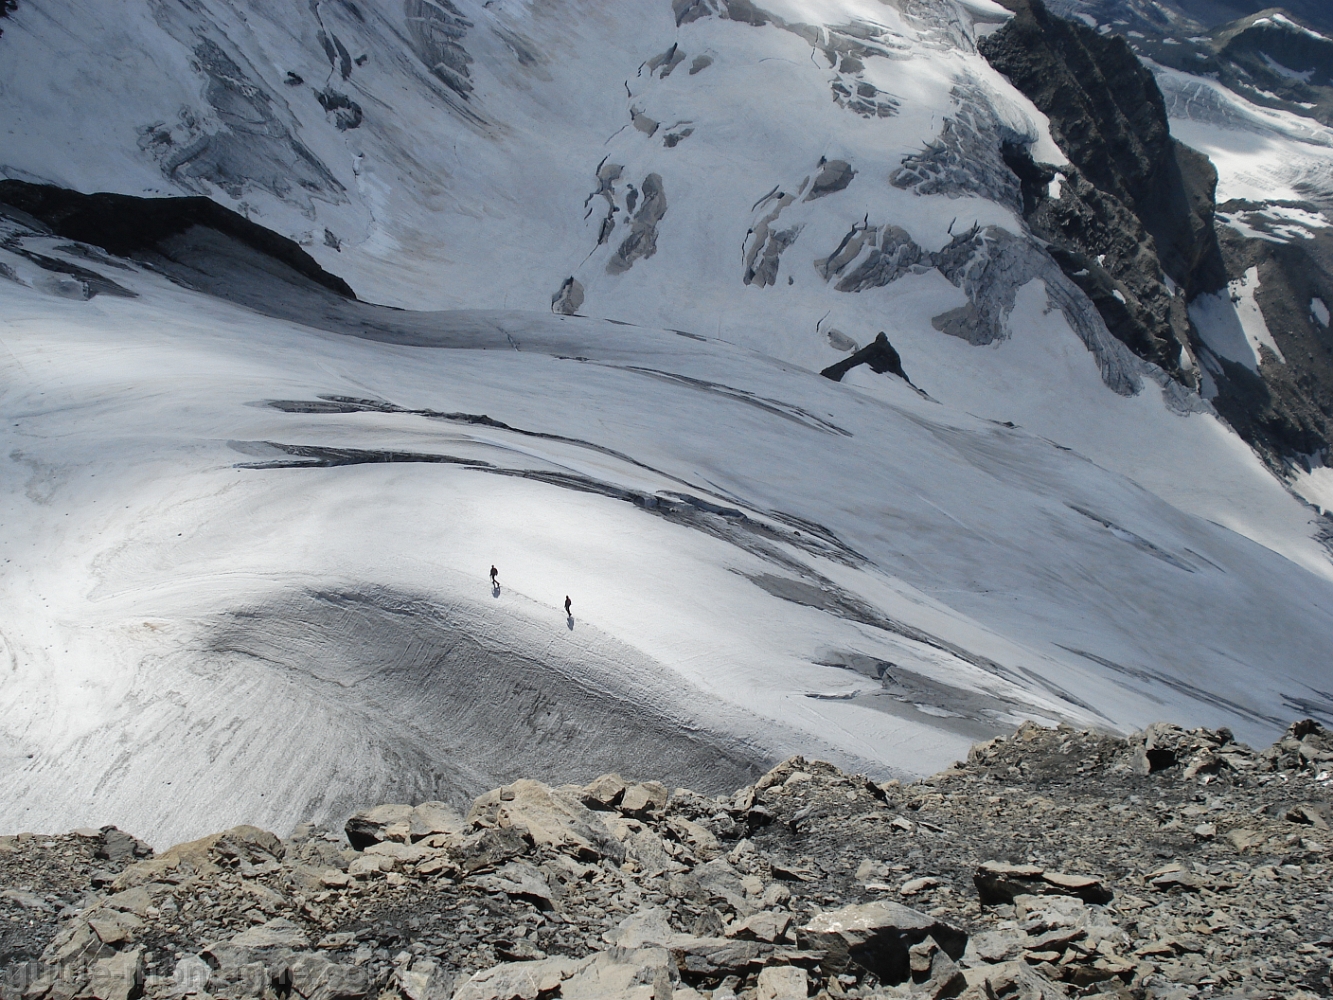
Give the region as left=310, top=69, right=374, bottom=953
left=1189, top=266, right=1286, bottom=371
left=0, top=0, right=1332, bottom=846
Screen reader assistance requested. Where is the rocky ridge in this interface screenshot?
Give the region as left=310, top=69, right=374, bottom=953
left=3, top=721, right=1332, bottom=1000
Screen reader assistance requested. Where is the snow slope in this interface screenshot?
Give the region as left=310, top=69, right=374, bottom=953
left=2, top=219, right=1333, bottom=845
left=1, top=0, right=1332, bottom=843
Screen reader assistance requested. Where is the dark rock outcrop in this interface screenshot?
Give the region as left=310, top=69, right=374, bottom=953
left=1205, top=218, right=1333, bottom=468
left=980, top=0, right=1227, bottom=383
left=0, top=181, right=356, bottom=299
left=820, top=332, right=911, bottom=384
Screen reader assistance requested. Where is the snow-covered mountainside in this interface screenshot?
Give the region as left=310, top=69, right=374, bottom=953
left=1, top=0, right=1332, bottom=846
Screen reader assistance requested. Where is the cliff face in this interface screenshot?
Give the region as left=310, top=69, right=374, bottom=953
left=979, top=0, right=1227, bottom=385
left=1206, top=218, right=1333, bottom=468
left=984, top=0, right=1333, bottom=477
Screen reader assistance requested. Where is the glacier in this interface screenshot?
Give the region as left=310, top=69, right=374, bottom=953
left=1, top=0, right=1332, bottom=846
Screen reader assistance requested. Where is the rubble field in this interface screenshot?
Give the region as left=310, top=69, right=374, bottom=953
left=3, top=719, right=1331, bottom=1000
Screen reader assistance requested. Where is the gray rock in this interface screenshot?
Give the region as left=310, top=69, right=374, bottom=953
left=87, top=947, right=144, bottom=1000
left=284, top=952, right=371, bottom=1000
left=559, top=946, right=676, bottom=999
left=1, top=889, right=53, bottom=911
left=228, top=917, right=311, bottom=951
left=605, top=906, right=674, bottom=948
left=796, top=901, right=966, bottom=985
left=908, top=935, right=965, bottom=998
left=345, top=804, right=414, bottom=849
left=396, top=958, right=453, bottom=1000
left=581, top=773, right=627, bottom=809
left=755, top=965, right=807, bottom=1000
left=451, top=955, right=587, bottom=1000
left=606, top=175, right=667, bottom=275
left=621, top=781, right=669, bottom=817
left=667, top=936, right=768, bottom=976
left=551, top=277, right=584, bottom=316
left=471, top=861, right=557, bottom=911
left=468, top=780, right=624, bottom=861
left=173, top=955, right=212, bottom=994
left=974, top=860, right=1112, bottom=905
left=805, top=159, right=855, bottom=201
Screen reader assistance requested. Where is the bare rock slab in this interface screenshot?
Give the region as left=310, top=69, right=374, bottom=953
left=795, top=900, right=966, bottom=985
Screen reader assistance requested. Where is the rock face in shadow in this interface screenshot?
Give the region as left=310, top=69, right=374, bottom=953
left=979, top=0, right=1227, bottom=385
left=981, top=0, right=1226, bottom=384
left=1204, top=218, right=1333, bottom=469
left=988, top=2, right=1333, bottom=474
left=0, top=181, right=355, bottom=299
left=820, top=333, right=911, bottom=384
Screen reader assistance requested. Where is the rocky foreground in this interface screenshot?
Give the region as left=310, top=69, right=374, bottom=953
left=2, top=721, right=1332, bottom=1000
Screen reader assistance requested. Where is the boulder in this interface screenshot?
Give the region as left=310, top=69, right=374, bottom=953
left=666, top=937, right=768, bottom=976
left=965, top=928, right=1027, bottom=964
left=795, top=901, right=966, bottom=984
left=581, top=774, right=627, bottom=810
left=626, top=829, right=686, bottom=878
left=397, top=958, right=454, bottom=1000
left=559, top=946, right=676, bottom=999
left=620, top=782, right=669, bottom=818
left=95, top=828, right=152, bottom=864
left=467, top=780, right=624, bottom=862
left=284, top=952, right=371, bottom=1000
left=43, top=918, right=115, bottom=969
left=471, top=861, right=557, bottom=911
left=692, top=859, right=751, bottom=914
left=908, top=936, right=966, bottom=999
left=173, top=955, right=212, bottom=995
left=212, top=826, right=285, bottom=863
left=960, top=960, right=1066, bottom=1000
left=665, top=816, right=720, bottom=858
left=105, top=887, right=153, bottom=917
left=756, top=965, right=808, bottom=1000
left=345, top=804, right=414, bottom=849
left=456, top=827, right=531, bottom=874
left=364, top=841, right=435, bottom=863
left=345, top=802, right=469, bottom=849
left=348, top=854, right=394, bottom=877
left=87, top=909, right=141, bottom=946
left=451, top=956, right=588, bottom=1000
left=228, top=917, right=311, bottom=951
left=973, top=861, right=1112, bottom=905
left=604, top=907, right=674, bottom=949
left=725, top=911, right=792, bottom=943
left=87, top=947, right=144, bottom=1000
left=411, top=802, right=469, bottom=841
left=111, top=825, right=280, bottom=890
